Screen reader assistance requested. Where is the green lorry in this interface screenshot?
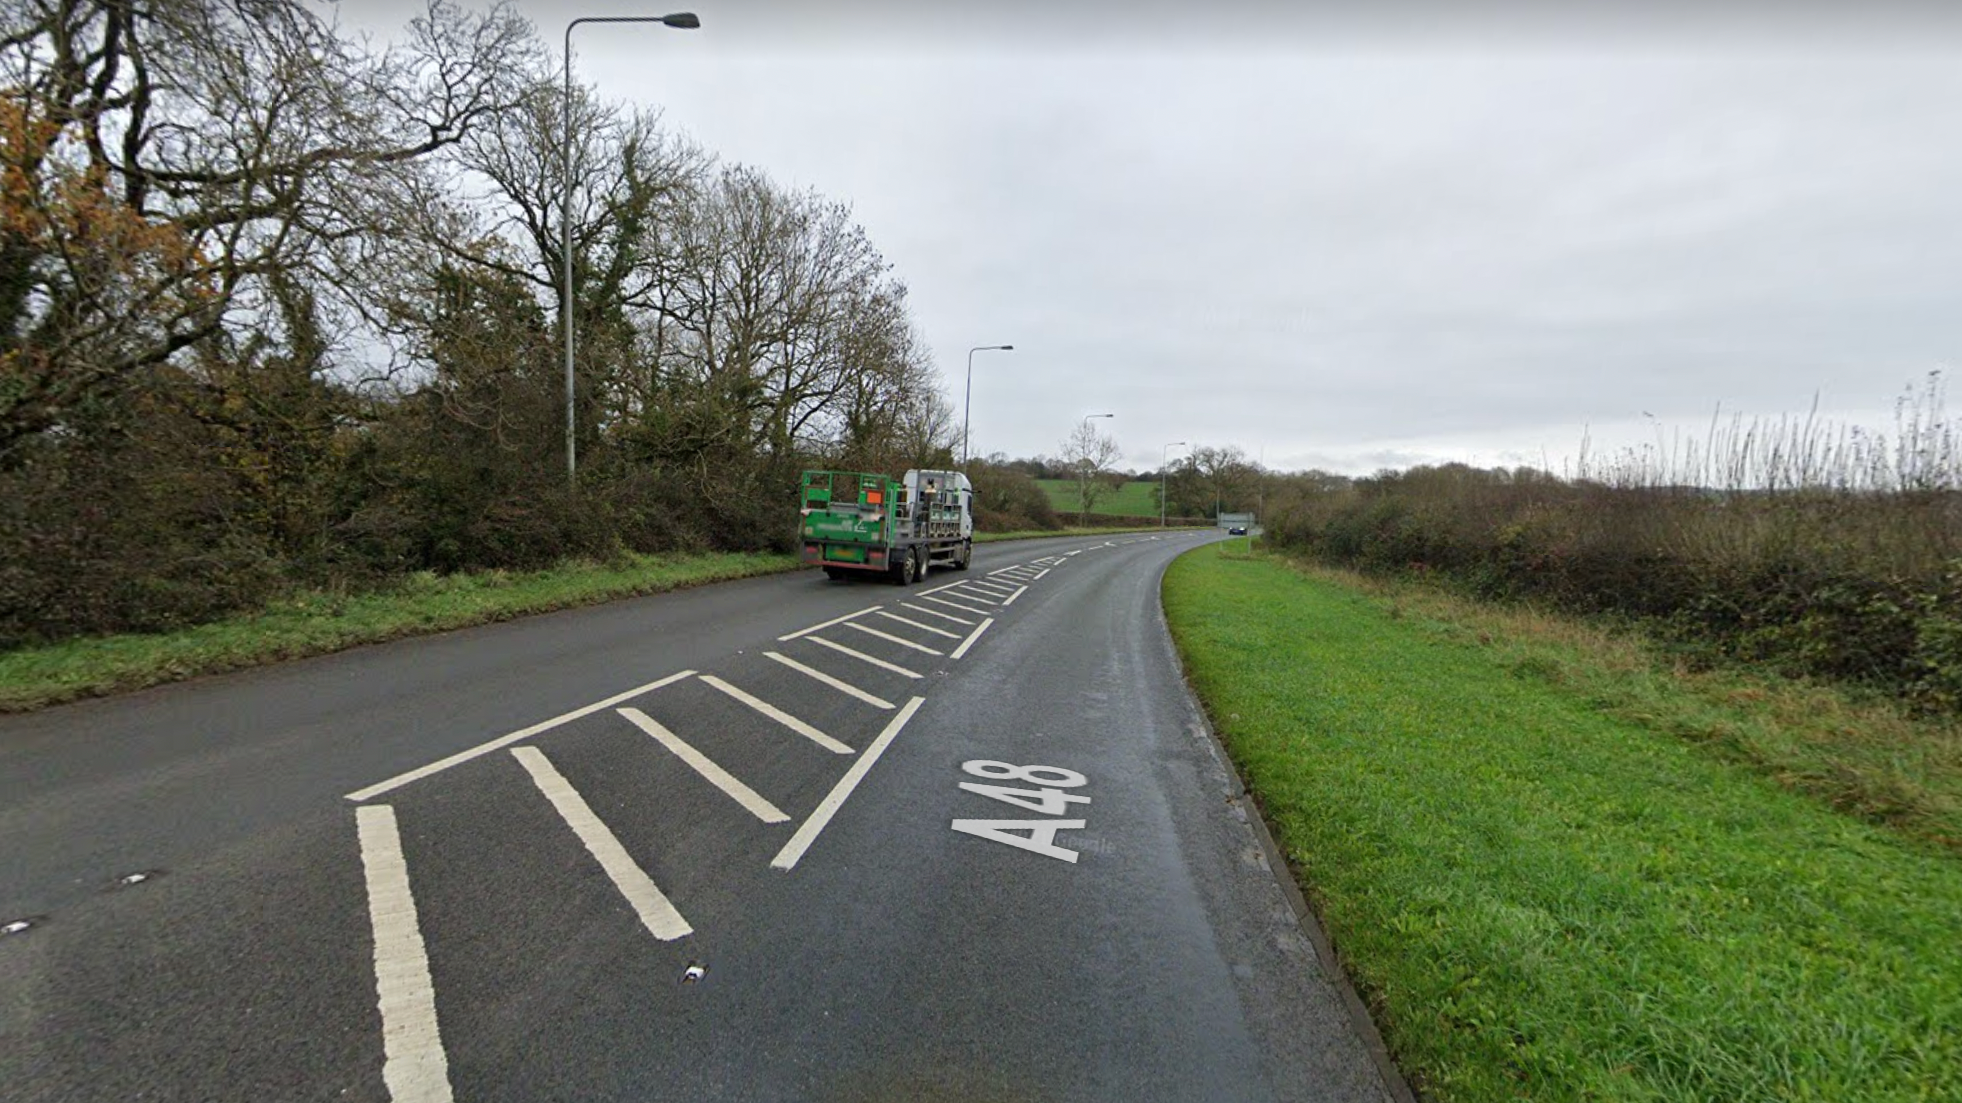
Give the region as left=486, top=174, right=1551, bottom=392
left=799, top=468, right=975, bottom=585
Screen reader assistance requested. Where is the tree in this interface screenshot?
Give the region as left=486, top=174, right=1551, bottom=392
left=1060, top=421, right=1123, bottom=524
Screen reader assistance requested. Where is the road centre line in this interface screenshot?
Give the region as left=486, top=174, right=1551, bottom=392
left=345, top=670, right=698, bottom=802
left=899, top=602, right=974, bottom=626
left=844, top=621, right=944, bottom=655
left=778, top=605, right=882, bottom=642
left=355, top=805, right=455, bottom=1103
left=805, top=635, right=924, bottom=679
left=1065, top=550, right=1083, bottom=556
left=771, top=696, right=926, bottom=872
left=616, top=708, right=790, bottom=823
left=698, top=675, right=853, bottom=754
left=875, top=611, right=962, bottom=639
left=511, top=747, right=693, bottom=941
left=999, top=584, right=1030, bottom=606
left=917, top=594, right=995, bottom=617
left=950, top=617, right=995, bottom=660
left=765, top=652, right=896, bottom=709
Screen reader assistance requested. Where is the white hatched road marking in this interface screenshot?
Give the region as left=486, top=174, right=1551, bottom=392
left=346, top=670, right=697, bottom=802
left=844, top=621, right=944, bottom=655
left=950, top=617, right=996, bottom=660
left=765, top=652, right=896, bottom=709
left=1000, top=584, right=1030, bottom=606
left=965, top=579, right=1018, bottom=594
left=805, top=635, right=924, bottom=679
left=918, top=594, right=995, bottom=617
left=901, top=602, right=974, bottom=625
left=616, top=708, right=790, bottom=823
left=1030, top=567, right=1051, bottom=579
left=778, top=605, right=883, bottom=642
left=941, top=586, right=1002, bottom=606
left=875, top=611, right=962, bottom=639
left=698, top=675, right=853, bottom=754
left=356, top=805, right=455, bottom=1103
left=771, top=697, right=926, bottom=871
left=914, top=579, right=968, bottom=596
left=511, top=747, right=693, bottom=940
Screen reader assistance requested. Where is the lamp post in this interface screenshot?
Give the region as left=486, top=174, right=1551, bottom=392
left=563, top=12, right=700, bottom=489
left=1161, top=441, right=1187, bottom=527
left=962, top=344, right=1013, bottom=466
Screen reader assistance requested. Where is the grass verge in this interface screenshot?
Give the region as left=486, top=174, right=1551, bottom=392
left=1163, top=543, right=1962, bottom=1102
left=0, top=550, right=797, bottom=713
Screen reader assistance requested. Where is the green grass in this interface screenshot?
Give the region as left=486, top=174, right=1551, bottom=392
left=1033, top=478, right=1165, bottom=517
left=1162, top=544, right=1962, bottom=1103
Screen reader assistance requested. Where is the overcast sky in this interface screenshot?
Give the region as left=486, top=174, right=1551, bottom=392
left=338, top=0, right=1962, bottom=476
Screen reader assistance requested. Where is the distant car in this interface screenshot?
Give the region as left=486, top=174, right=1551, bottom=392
left=1228, top=526, right=1247, bottom=535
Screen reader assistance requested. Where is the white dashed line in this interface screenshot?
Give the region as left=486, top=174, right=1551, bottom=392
left=950, top=617, right=995, bottom=660
left=875, top=611, right=962, bottom=639
left=356, top=805, right=455, bottom=1103
left=765, top=652, right=896, bottom=709
left=698, top=675, right=853, bottom=754
left=844, top=621, right=945, bottom=655
left=778, top=605, right=883, bottom=642
left=771, top=696, right=926, bottom=871
left=345, top=670, right=697, bottom=802
left=511, top=746, right=693, bottom=940
left=999, top=585, right=1030, bottom=606
left=617, top=708, right=790, bottom=823
left=805, top=635, right=924, bottom=679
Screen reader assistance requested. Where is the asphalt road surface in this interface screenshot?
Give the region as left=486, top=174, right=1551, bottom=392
left=2, top=533, right=1404, bottom=1103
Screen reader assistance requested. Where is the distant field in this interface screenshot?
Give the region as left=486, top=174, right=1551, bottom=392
left=1034, top=478, right=1163, bottom=517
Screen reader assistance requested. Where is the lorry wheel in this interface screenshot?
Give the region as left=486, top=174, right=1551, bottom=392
left=955, top=540, right=972, bottom=570
left=823, top=567, right=846, bottom=582
left=894, top=547, right=919, bottom=586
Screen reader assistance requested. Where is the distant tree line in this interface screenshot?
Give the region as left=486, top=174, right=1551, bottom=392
left=0, top=0, right=953, bottom=646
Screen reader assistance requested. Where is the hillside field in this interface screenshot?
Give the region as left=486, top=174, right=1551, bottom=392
left=1034, top=478, right=1163, bottom=517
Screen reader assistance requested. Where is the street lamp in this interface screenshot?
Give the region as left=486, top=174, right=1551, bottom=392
left=1161, top=441, right=1187, bottom=527
left=962, top=344, right=1013, bottom=466
left=1081, top=413, right=1115, bottom=430
left=563, top=12, right=700, bottom=488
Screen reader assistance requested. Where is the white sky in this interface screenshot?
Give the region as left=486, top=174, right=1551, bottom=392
left=333, top=0, right=1962, bottom=475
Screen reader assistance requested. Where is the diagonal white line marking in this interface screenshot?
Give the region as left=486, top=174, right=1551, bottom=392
left=346, top=671, right=696, bottom=802
left=999, top=584, right=1030, bottom=606
left=356, top=805, right=455, bottom=1103
left=805, top=635, right=923, bottom=679
left=844, top=621, right=944, bottom=655
left=876, top=611, right=962, bottom=639
left=511, top=747, right=692, bottom=940
left=950, top=617, right=996, bottom=660
left=616, top=708, right=789, bottom=822
left=913, top=579, right=967, bottom=596
left=778, top=605, right=883, bottom=642
left=1030, top=567, right=1051, bottom=580
left=942, top=586, right=1002, bottom=605
left=764, top=652, right=895, bottom=709
left=900, top=602, right=974, bottom=625
left=771, top=697, right=926, bottom=871
left=698, top=675, right=853, bottom=754
left=918, top=594, right=994, bottom=617
left=965, top=579, right=1018, bottom=594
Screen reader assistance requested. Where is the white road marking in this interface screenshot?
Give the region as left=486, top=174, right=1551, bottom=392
left=355, top=805, right=456, bottom=1103
left=806, top=635, right=924, bottom=679
left=999, top=584, right=1030, bottom=606
left=1065, top=550, right=1084, bottom=556
left=1030, top=567, right=1051, bottom=580
left=510, top=747, right=693, bottom=940
left=844, top=621, right=944, bottom=655
left=964, top=579, right=1018, bottom=594
left=990, top=566, right=1036, bottom=577
left=346, top=671, right=697, bottom=802
left=949, top=617, right=995, bottom=660
left=778, top=605, right=883, bottom=642
left=875, top=611, right=962, bottom=639
left=698, top=675, right=853, bottom=754
left=942, top=587, right=1002, bottom=606
left=771, top=696, right=926, bottom=871
left=900, top=602, right=974, bottom=625
left=764, top=652, right=896, bottom=709
left=918, top=594, right=995, bottom=617
left=913, top=579, right=967, bottom=596
left=616, top=708, right=790, bottom=823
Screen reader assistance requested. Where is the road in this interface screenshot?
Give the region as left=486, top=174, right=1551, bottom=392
left=1, top=532, right=1403, bottom=1103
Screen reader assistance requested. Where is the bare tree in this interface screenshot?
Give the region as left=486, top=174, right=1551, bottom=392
left=1060, top=420, right=1123, bottom=524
